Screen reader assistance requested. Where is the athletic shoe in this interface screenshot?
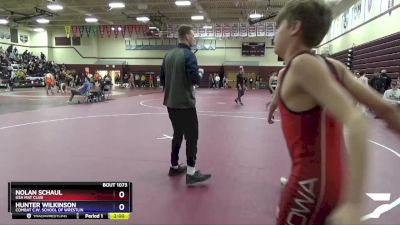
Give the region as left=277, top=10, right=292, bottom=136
left=186, top=170, right=211, bottom=185
left=168, top=164, right=187, bottom=176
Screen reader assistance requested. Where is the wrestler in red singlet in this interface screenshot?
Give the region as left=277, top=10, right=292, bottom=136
left=277, top=52, right=344, bottom=225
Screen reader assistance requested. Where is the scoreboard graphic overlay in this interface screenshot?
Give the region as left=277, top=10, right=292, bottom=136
left=8, top=182, right=132, bottom=220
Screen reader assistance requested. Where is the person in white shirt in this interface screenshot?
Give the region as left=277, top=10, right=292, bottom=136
left=214, top=74, right=220, bottom=88
left=383, top=80, right=400, bottom=105
left=357, top=72, right=369, bottom=86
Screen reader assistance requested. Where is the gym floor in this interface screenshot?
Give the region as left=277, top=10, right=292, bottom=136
left=0, top=87, right=398, bottom=225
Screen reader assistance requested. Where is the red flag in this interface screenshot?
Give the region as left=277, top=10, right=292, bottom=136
left=106, top=25, right=112, bottom=38
left=99, top=25, right=106, bottom=38
left=127, top=25, right=134, bottom=37
left=71, top=26, right=78, bottom=37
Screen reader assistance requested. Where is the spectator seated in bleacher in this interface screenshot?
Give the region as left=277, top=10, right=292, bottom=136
left=383, top=80, right=400, bottom=106
left=0, top=45, right=65, bottom=92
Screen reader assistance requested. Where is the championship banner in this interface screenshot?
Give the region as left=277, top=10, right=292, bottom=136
left=223, top=24, right=231, bottom=38
left=215, top=23, right=222, bottom=37
left=256, top=23, right=266, bottom=37
left=64, top=25, right=71, bottom=38
left=141, top=25, right=148, bottom=37
left=198, top=25, right=206, bottom=37
left=193, top=24, right=200, bottom=37
left=206, top=24, right=214, bottom=37
left=166, top=24, right=174, bottom=38
left=231, top=23, right=239, bottom=37
left=266, top=22, right=275, bottom=37
left=173, top=24, right=179, bottom=38
left=240, top=23, right=248, bottom=37
left=248, top=24, right=256, bottom=37
left=71, top=26, right=78, bottom=38
left=84, top=26, right=91, bottom=37
left=78, top=26, right=85, bottom=37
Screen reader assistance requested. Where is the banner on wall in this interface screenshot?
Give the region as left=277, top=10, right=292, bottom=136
left=85, top=26, right=91, bottom=37
left=240, top=23, right=248, bottom=37
left=121, top=25, right=127, bottom=38
left=266, top=22, right=275, bottom=37
left=342, top=11, right=349, bottom=31
left=19, top=34, right=28, bottom=44
left=78, top=26, right=85, bottom=37
left=71, top=26, right=78, bottom=37
left=65, top=22, right=277, bottom=40
left=92, top=26, right=98, bottom=36
left=206, top=24, right=214, bottom=37
left=326, top=0, right=397, bottom=43
left=64, top=25, right=71, bottom=38
left=127, top=25, right=133, bottom=37
left=166, top=24, right=173, bottom=38
left=106, top=25, right=112, bottom=38
left=223, top=24, right=231, bottom=38
left=256, top=23, right=266, bottom=37
left=231, top=23, right=239, bottom=37
left=215, top=23, right=222, bottom=37
left=248, top=24, right=256, bottom=37
left=99, top=25, right=106, bottom=38
left=193, top=24, right=200, bottom=37
left=380, top=0, right=390, bottom=12
left=198, top=25, right=206, bottom=37
left=113, top=26, right=119, bottom=38
left=349, top=2, right=362, bottom=29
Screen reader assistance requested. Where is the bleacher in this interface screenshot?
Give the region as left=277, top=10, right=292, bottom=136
left=331, top=32, right=400, bottom=78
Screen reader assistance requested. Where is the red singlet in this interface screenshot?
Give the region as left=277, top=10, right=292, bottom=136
left=277, top=52, right=345, bottom=225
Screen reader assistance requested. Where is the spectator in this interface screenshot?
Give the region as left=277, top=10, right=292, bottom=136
left=67, top=76, right=91, bottom=103
left=380, top=69, right=392, bottom=92
left=40, top=52, right=46, bottom=61
left=208, top=74, right=214, bottom=88
left=140, top=74, right=146, bottom=87
left=214, top=74, right=220, bottom=88
left=383, top=80, right=400, bottom=104
left=149, top=74, right=154, bottom=88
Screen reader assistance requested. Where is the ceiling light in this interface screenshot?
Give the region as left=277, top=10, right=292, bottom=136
left=33, top=28, right=45, bottom=32
left=191, top=15, right=204, bottom=20
left=85, top=17, right=98, bottom=23
left=47, top=3, right=63, bottom=11
left=203, top=25, right=212, bottom=29
left=109, top=2, right=125, bottom=9
left=117, top=27, right=122, bottom=31
left=0, top=19, right=8, bottom=24
left=111, top=27, right=115, bottom=31
left=149, top=26, right=158, bottom=30
left=136, top=16, right=150, bottom=22
left=249, top=13, right=262, bottom=19
left=36, top=18, right=50, bottom=24
left=175, top=1, right=191, bottom=6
